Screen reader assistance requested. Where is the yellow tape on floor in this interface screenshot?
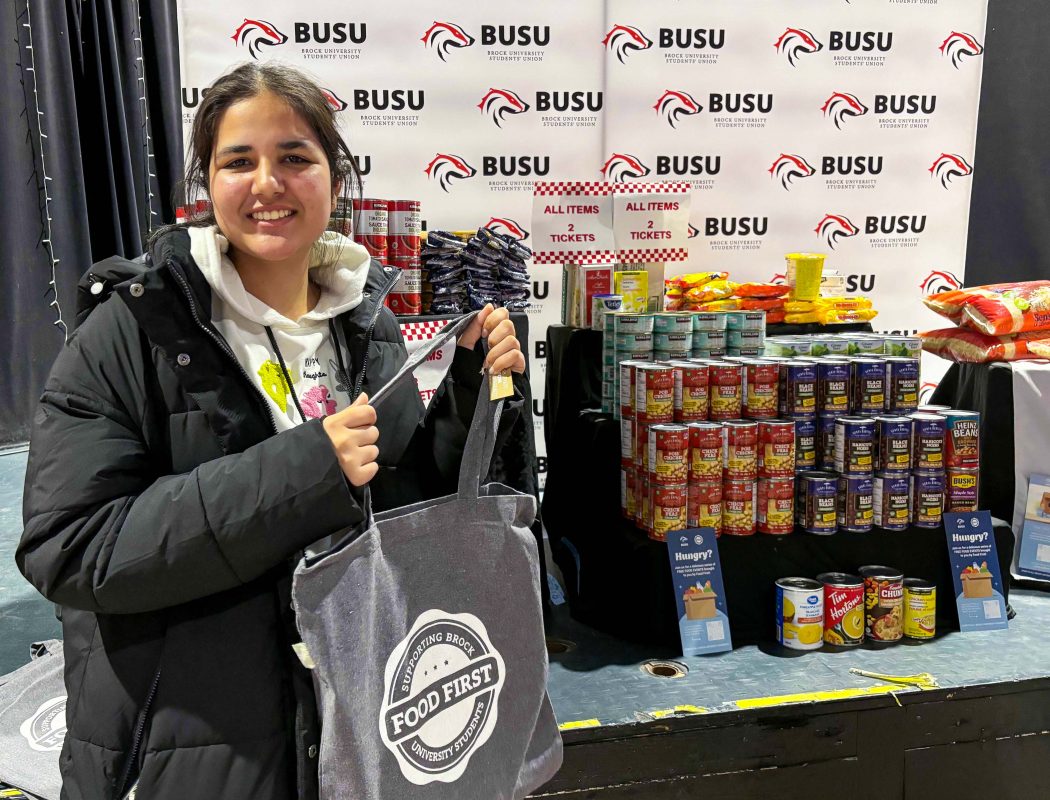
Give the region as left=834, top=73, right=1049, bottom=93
left=558, top=718, right=601, bottom=731
left=734, top=683, right=916, bottom=709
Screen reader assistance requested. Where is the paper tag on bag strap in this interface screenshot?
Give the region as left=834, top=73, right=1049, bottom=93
left=489, top=371, right=514, bottom=401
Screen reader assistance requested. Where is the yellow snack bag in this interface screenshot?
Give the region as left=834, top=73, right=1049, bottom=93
left=784, top=300, right=818, bottom=314
left=784, top=312, right=820, bottom=325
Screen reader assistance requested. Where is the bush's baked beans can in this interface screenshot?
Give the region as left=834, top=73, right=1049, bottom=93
left=635, top=365, right=674, bottom=424
left=778, top=362, right=817, bottom=417
left=688, top=481, right=722, bottom=534
left=818, top=413, right=838, bottom=470
left=817, top=572, right=864, bottom=647
left=388, top=200, right=421, bottom=258
left=387, top=256, right=422, bottom=315
left=688, top=422, right=724, bottom=481
left=637, top=471, right=651, bottom=530
left=776, top=578, right=824, bottom=650
left=837, top=474, right=874, bottom=532
left=743, top=360, right=779, bottom=419
left=622, top=465, right=636, bottom=520
left=649, top=424, right=690, bottom=484
left=352, top=198, right=389, bottom=261
left=758, top=477, right=795, bottom=535
left=620, top=416, right=634, bottom=462
left=910, top=413, right=946, bottom=471
left=709, top=362, right=743, bottom=421
left=903, top=578, right=936, bottom=640
left=650, top=483, right=688, bottom=541
left=793, top=418, right=817, bottom=470
left=835, top=416, right=876, bottom=475
left=722, top=479, right=757, bottom=535
left=873, top=473, right=911, bottom=530
left=801, top=471, right=838, bottom=535
left=759, top=420, right=796, bottom=478
left=859, top=566, right=904, bottom=643
left=885, top=357, right=920, bottom=414
left=670, top=360, right=709, bottom=422
left=911, top=471, right=945, bottom=528
left=876, top=416, right=913, bottom=474
left=946, top=467, right=979, bottom=513
left=943, top=410, right=981, bottom=468
left=722, top=420, right=758, bottom=480
left=818, top=360, right=851, bottom=414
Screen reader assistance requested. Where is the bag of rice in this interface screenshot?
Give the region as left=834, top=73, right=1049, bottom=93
left=923, top=280, right=1050, bottom=335
left=920, top=326, right=1050, bottom=362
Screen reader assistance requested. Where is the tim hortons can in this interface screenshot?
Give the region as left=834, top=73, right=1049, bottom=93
left=744, top=360, right=779, bottom=419
left=837, top=474, right=874, bottom=532
left=722, top=479, right=757, bottom=536
left=817, top=572, right=864, bottom=647
left=620, top=416, right=634, bottom=462
left=758, top=477, right=795, bottom=535
left=903, top=578, right=937, bottom=640
left=943, top=410, right=981, bottom=469
left=649, top=424, right=690, bottom=484
left=911, top=471, right=945, bottom=529
left=860, top=566, right=904, bottom=643
left=778, top=362, right=817, bottom=418
left=386, top=256, right=422, bottom=315
left=722, top=420, right=758, bottom=481
left=834, top=416, right=876, bottom=475
left=910, top=413, right=946, bottom=472
left=876, top=416, right=913, bottom=473
left=794, top=418, right=817, bottom=470
left=352, top=198, right=389, bottom=261
left=388, top=199, right=421, bottom=258
left=885, top=357, right=920, bottom=414
left=801, top=471, right=838, bottom=535
left=635, top=365, right=675, bottom=425
left=688, top=422, right=724, bottom=481
left=818, top=359, right=851, bottom=414
left=850, top=357, right=887, bottom=415
left=873, top=473, right=911, bottom=531
left=776, top=578, right=824, bottom=651
left=650, top=483, right=688, bottom=542
left=688, top=481, right=722, bottom=535
left=945, top=467, right=980, bottom=513
left=759, top=420, right=796, bottom=478
left=670, top=360, right=710, bottom=422
left=708, top=362, right=744, bottom=421
left=622, top=465, right=636, bottom=520
left=818, top=412, right=838, bottom=471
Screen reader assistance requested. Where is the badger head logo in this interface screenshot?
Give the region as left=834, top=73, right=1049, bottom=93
left=320, top=87, right=348, bottom=112
left=774, top=27, right=824, bottom=67
left=769, top=273, right=787, bottom=285
left=821, top=91, right=870, bottom=130
left=484, top=217, right=530, bottom=240
left=602, top=24, right=653, bottom=64
left=600, top=153, right=651, bottom=183
left=919, top=269, right=963, bottom=295
left=652, top=90, right=703, bottom=129
left=230, top=19, right=288, bottom=60
left=814, top=213, right=860, bottom=250
left=919, top=381, right=939, bottom=405
left=688, top=223, right=700, bottom=239
left=421, top=21, right=476, bottom=62
left=477, top=88, right=530, bottom=128
left=769, top=153, right=816, bottom=190
left=929, top=153, right=973, bottom=189
left=424, top=154, right=477, bottom=193
left=939, top=32, right=984, bottom=69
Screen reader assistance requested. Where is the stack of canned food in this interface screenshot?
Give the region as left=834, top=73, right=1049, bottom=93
left=777, top=568, right=937, bottom=650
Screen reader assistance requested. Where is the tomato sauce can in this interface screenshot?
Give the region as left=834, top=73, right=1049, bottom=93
left=885, top=357, right=920, bottom=414
left=903, top=578, right=937, bottom=640
left=722, top=479, right=757, bottom=536
left=744, top=360, right=779, bottom=419
left=635, top=365, right=675, bottom=424
left=650, top=483, right=688, bottom=542
left=388, top=199, right=421, bottom=258
left=818, top=412, right=838, bottom=470
left=850, top=357, right=887, bottom=415
left=688, top=422, right=724, bottom=481
left=670, top=360, right=710, bottom=422
left=910, top=413, right=946, bottom=471
left=387, top=255, right=422, bottom=315
left=818, top=360, right=851, bottom=414
left=946, top=467, right=979, bottom=513
left=776, top=578, right=824, bottom=650
left=837, top=474, right=874, bottom=532
left=709, top=363, right=744, bottom=421
left=876, top=415, right=913, bottom=473
left=758, top=477, right=795, bottom=535
left=648, top=424, right=690, bottom=484
left=759, top=420, right=796, bottom=478
left=688, top=481, right=722, bottom=535
left=801, top=471, right=838, bottom=535
left=778, top=362, right=817, bottom=418
left=352, top=198, right=389, bottom=261
left=722, top=420, right=758, bottom=481
left=911, top=471, right=945, bottom=528
left=817, top=572, right=864, bottom=647
left=873, top=473, right=911, bottom=531
left=943, top=410, right=981, bottom=468
left=792, top=418, right=817, bottom=470
left=622, top=465, right=636, bottom=521
left=834, top=416, right=876, bottom=475
left=859, top=566, right=904, bottom=643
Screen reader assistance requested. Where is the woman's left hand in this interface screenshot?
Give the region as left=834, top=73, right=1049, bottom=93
left=457, top=304, right=526, bottom=375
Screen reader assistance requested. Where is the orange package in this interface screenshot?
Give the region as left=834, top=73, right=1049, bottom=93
left=766, top=311, right=786, bottom=324
left=924, top=280, right=1050, bottom=335
left=693, top=298, right=744, bottom=312
left=739, top=298, right=785, bottom=312
left=921, top=326, right=1050, bottom=363
left=732, top=283, right=790, bottom=299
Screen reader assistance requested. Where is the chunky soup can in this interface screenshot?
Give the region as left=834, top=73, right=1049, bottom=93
left=859, top=565, right=904, bottom=643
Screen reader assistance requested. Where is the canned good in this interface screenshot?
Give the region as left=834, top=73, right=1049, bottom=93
left=688, top=481, right=722, bottom=534
left=744, top=361, right=779, bottom=419
left=620, top=416, right=634, bottom=462
left=723, top=420, right=758, bottom=480
left=837, top=475, right=874, bottom=532
left=352, top=198, right=389, bottom=260
left=648, top=424, right=690, bottom=484
left=593, top=295, right=624, bottom=331
left=778, top=362, right=817, bottom=417
left=759, top=420, right=796, bottom=478
left=722, top=479, right=757, bottom=536
left=635, top=365, right=674, bottom=424
left=946, top=467, right=979, bottom=513
left=943, top=410, right=981, bottom=469
left=885, top=357, right=920, bottom=414
left=709, top=363, right=744, bottom=421
left=903, top=579, right=936, bottom=640
left=620, top=360, right=648, bottom=418
left=817, top=360, right=851, bottom=413
left=876, top=416, right=913, bottom=473
left=388, top=200, right=421, bottom=258
left=910, top=413, right=946, bottom=471
left=884, top=335, right=922, bottom=358
left=873, top=473, right=911, bottom=530
left=809, top=335, right=851, bottom=357
left=818, top=412, right=838, bottom=471
left=622, top=465, right=636, bottom=520
left=654, top=312, right=694, bottom=334
left=817, top=573, right=864, bottom=647
left=851, top=358, right=886, bottom=415
left=917, top=404, right=951, bottom=414
left=763, top=337, right=812, bottom=358
left=655, top=332, right=693, bottom=352
left=859, top=566, right=904, bottom=643
left=688, top=422, right=724, bottom=481
left=650, top=483, right=688, bottom=541
left=758, top=477, right=795, bottom=535
left=848, top=335, right=886, bottom=355
left=801, top=471, right=838, bottom=535
left=614, top=313, right=655, bottom=334
left=834, top=416, right=876, bottom=475
left=794, top=418, right=817, bottom=470
left=386, top=257, right=422, bottom=315
left=616, top=332, right=655, bottom=354
left=693, top=312, right=728, bottom=331
left=670, top=361, right=710, bottom=422
left=727, top=329, right=765, bottom=349
left=776, top=578, right=824, bottom=650
left=911, top=471, right=945, bottom=529
left=637, top=472, right=651, bottom=529
left=727, top=311, right=766, bottom=330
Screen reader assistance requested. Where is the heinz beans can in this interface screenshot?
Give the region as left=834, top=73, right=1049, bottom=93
left=759, top=420, right=796, bottom=478
left=817, top=573, right=864, bottom=647
left=722, top=479, right=757, bottom=536
left=776, top=578, right=824, bottom=650
left=834, top=416, right=876, bottom=475
left=911, top=471, right=945, bottom=529
left=873, top=473, right=911, bottom=531
left=943, top=410, right=981, bottom=468
left=903, top=579, right=936, bottom=640
left=722, top=420, right=758, bottom=481
left=859, top=566, right=904, bottom=643
left=758, top=478, right=795, bottom=535
left=876, top=416, right=913, bottom=473
left=910, top=413, right=946, bottom=471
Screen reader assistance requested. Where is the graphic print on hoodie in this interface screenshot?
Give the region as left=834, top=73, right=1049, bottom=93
left=189, top=226, right=372, bottom=430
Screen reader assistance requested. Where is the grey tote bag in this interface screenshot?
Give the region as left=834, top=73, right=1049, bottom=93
left=292, top=312, right=562, bottom=800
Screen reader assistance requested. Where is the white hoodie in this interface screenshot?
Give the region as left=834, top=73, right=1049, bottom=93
left=189, top=225, right=373, bottom=430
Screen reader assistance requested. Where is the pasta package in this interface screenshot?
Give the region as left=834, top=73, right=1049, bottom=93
left=924, top=280, right=1050, bottom=335
left=669, top=271, right=729, bottom=291
left=921, top=326, right=1050, bottom=363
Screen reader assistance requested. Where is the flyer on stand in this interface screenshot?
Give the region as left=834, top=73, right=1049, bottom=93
left=1018, top=474, right=1050, bottom=579
left=944, top=511, right=1009, bottom=632
left=665, top=528, right=733, bottom=656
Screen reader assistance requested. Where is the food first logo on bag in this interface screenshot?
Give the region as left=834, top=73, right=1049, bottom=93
left=380, top=610, right=506, bottom=785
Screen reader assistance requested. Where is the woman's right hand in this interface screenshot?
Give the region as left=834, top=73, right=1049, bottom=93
left=322, top=393, right=379, bottom=486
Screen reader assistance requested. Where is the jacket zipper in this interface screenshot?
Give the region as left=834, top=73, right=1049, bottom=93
left=351, top=267, right=400, bottom=400
left=116, top=667, right=162, bottom=800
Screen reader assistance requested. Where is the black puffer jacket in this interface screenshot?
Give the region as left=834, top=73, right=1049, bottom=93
left=17, top=228, right=517, bottom=800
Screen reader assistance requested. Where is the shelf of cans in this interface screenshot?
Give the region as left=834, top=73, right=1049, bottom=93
left=601, top=311, right=981, bottom=542
left=777, top=569, right=936, bottom=651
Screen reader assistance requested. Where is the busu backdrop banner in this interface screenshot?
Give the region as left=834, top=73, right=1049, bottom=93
left=177, top=0, right=989, bottom=487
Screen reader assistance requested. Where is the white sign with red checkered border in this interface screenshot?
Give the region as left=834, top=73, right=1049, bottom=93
left=399, top=319, right=454, bottom=409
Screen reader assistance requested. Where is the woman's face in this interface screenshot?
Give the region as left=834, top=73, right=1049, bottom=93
left=208, top=90, right=333, bottom=269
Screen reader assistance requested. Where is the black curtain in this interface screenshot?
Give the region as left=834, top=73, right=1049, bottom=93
left=1, top=0, right=181, bottom=445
